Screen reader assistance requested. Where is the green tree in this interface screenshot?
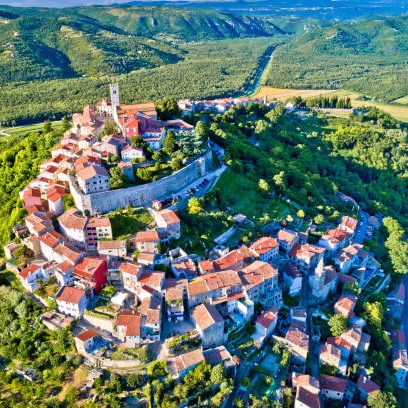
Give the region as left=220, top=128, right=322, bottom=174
left=187, top=197, right=204, bottom=215
left=314, top=214, right=325, bottom=225
left=155, top=98, right=181, bottom=120
left=109, top=167, right=126, bottom=189
left=195, top=121, right=207, bottom=139
left=131, top=135, right=144, bottom=147
left=297, top=209, right=305, bottom=218
left=171, top=157, right=183, bottom=171
left=328, top=314, right=350, bottom=336
left=367, top=391, right=397, bottom=408
left=163, top=130, right=178, bottom=154
left=103, top=119, right=118, bottom=136
left=61, top=116, right=70, bottom=132
left=43, top=120, right=52, bottom=134
left=258, top=178, right=270, bottom=195
left=210, top=364, right=226, bottom=385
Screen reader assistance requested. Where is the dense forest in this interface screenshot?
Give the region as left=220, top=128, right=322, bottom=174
left=0, top=5, right=289, bottom=84
left=263, top=14, right=408, bottom=102
left=0, top=37, right=281, bottom=125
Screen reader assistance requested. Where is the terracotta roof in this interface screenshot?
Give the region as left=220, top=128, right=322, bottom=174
left=115, top=310, right=141, bottom=337
left=296, top=386, right=321, bottom=408
left=39, top=230, right=65, bottom=248
left=320, top=344, right=342, bottom=359
left=188, top=270, right=242, bottom=297
left=56, top=286, right=86, bottom=304
left=357, top=375, right=380, bottom=396
left=135, top=230, right=160, bottom=243
left=192, top=303, right=223, bottom=331
left=19, top=263, right=41, bottom=279
left=138, top=270, right=164, bottom=290
left=334, top=295, right=357, bottom=316
left=213, top=250, right=244, bottom=271
left=53, top=242, right=82, bottom=264
left=391, top=329, right=406, bottom=348
left=283, top=262, right=302, bottom=279
left=321, top=228, right=351, bottom=244
left=122, top=145, right=143, bottom=153
left=137, top=252, right=156, bottom=264
left=158, top=209, right=180, bottom=225
left=174, top=348, right=205, bottom=373
left=277, top=229, right=298, bottom=244
left=320, top=374, right=348, bottom=393
left=98, top=240, right=126, bottom=250
left=73, top=257, right=106, bottom=280
left=198, top=259, right=214, bottom=272
left=341, top=216, right=358, bottom=232
left=87, top=216, right=111, bottom=228
left=326, top=336, right=353, bottom=351
left=77, top=164, right=109, bottom=181
left=290, top=243, right=325, bottom=260
left=256, top=306, right=279, bottom=329
left=250, top=237, right=279, bottom=255
left=172, top=259, right=196, bottom=277
left=58, top=208, right=87, bottom=231
left=286, top=326, right=309, bottom=348
left=240, top=261, right=278, bottom=288
left=203, top=346, right=234, bottom=366
left=76, top=328, right=99, bottom=342
left=165, top=279, right=186, bottom=302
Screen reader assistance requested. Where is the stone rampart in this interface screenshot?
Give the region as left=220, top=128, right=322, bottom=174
left=70, top=149, right=212, bottom=214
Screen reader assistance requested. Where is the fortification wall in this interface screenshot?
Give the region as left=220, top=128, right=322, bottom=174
left=70, top=149, right=213, bottom=214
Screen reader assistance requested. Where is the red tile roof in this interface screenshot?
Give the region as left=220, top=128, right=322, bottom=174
left=76, top=164, right=109, bottom=181
left=115, top=310, right=141, bottom=337
left=39, top=230, right=65, bottom=248
left=320, top=374, right=348, bottom=393
left=256, top=306, right=279, bottom=329
left=135, top=230, right=160, bottom=242
left=192, top=303, right=223, bottom=331
left=19, top=263, right=41, bottom=279
left=73, top=257, right=106, bottom=280
left=357, top=375, right=380, bottom=396
left=250, top=236, right=279, bottom=255
left=76, top=328, right=99, bottom=342
left=56, top=286, right=86, bottom=304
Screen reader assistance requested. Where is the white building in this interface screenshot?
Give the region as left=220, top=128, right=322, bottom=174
left=76, top=164, right=110, bottom=194
left=121, top=145, right=144, bottom=162
left=55, top=286, right=87, bottom=318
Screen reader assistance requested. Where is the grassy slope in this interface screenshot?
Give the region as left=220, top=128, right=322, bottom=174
left=262, top=14, right=408, bottom=102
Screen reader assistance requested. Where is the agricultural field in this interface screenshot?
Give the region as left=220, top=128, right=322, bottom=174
left=255, top=86, right=408, bottom=123
left=254, top=86, right=333, bottom=101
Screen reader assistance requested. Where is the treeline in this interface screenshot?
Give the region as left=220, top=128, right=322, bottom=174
left=287, top=95, right=352, bottom=109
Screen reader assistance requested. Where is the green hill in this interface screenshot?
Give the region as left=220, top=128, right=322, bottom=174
left=0, top=5, right=289, bottom=83
left=263, top=14, right=408, bottom=102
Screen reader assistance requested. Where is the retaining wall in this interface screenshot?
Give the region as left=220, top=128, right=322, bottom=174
left=70, top=149, right=212, bottom=214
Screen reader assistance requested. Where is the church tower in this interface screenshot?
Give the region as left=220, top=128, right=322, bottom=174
left=109, top=83, right=120, bottom=125
left=110, top=83, right=120, bottom=108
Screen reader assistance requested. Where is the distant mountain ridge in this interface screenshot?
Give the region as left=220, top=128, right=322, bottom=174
left=263, top=13, right=408, bottom=101
left=0, top=5, right=287, bottom=83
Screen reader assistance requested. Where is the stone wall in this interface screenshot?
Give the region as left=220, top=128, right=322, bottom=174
left=70, top=149, right=213, bottom=214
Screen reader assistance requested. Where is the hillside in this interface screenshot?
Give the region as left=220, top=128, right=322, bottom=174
left=0, top=5, right=288, bottom=83
left=262, top=14, right=408, bottom=102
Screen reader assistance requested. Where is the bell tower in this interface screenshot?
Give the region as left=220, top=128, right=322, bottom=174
left=110, top=83, right=120, bottom=108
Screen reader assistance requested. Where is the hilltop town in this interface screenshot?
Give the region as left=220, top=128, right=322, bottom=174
left=2, top=85, right=406, bottom=408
